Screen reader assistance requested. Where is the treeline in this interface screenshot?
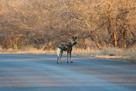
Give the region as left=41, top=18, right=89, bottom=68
left=0, top=0, right=135, bottom=50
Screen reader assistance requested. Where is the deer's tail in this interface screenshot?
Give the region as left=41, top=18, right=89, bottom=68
left=57, top=48, right=61, bottom=57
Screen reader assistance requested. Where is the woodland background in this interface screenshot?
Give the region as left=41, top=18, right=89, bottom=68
left=0, top=0, right=136, bottom=51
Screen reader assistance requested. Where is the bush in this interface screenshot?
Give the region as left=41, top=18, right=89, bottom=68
left=14, top=45, right=18, bottom=50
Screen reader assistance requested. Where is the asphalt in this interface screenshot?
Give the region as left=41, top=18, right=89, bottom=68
left=0, top=54, right=136, bottom=91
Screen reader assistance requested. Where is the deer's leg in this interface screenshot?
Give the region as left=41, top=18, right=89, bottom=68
left=70, top=51, right=73, bottom=63
left=67, top=51, right=69, bottom=63
left=60, top=52, right=63, bottom=64
left=57, top=57, right=59, bottom=64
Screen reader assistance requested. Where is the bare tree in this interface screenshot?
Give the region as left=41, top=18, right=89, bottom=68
left=0, top=0, right=135, bottom=50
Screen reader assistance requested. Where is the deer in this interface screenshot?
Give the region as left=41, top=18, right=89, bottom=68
left=57, top=36, right=77, bottom=64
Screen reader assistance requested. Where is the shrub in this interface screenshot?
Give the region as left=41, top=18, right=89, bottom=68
left=14, top=44, right=18, bottom=50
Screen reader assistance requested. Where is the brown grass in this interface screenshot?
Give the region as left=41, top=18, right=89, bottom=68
left=0, top=46, right=135, bottom=63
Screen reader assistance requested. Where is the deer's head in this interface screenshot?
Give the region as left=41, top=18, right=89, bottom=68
left=71, top=36, right=77, bottom=46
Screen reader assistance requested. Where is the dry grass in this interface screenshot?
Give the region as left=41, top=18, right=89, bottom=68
left=0, top=46, right=135, bottom=63
left=0, top=46, right=56, bottom=55
left=72, top=47, right=136, bottom=63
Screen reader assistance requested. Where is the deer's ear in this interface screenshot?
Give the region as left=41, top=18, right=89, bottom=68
left=74, top=36, right=77, bottom=40
left=72, top=36, right=74, bottom=39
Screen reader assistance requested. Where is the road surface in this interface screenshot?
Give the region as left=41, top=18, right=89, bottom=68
left=0, top=54, right=136, bottom=91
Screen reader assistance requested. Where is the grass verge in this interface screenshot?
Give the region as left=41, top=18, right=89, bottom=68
left=0, top=46, right=135, bottom=63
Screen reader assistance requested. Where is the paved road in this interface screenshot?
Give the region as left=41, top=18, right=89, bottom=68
left=0, top=54, right=136, bottom=91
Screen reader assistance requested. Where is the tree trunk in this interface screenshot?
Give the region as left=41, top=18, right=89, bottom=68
left=114, top=32, right=117, bottom=47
